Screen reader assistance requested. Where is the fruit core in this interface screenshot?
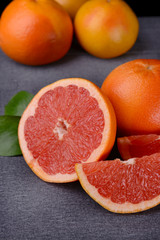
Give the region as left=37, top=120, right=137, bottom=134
left=53, top=118, right=70, bottom=140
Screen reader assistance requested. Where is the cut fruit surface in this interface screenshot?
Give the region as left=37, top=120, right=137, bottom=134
left=18, top=78, right=116, bottom=183
left=118, top=134, right=160, bottom=160
left=76, top=153, right=160, bottom=213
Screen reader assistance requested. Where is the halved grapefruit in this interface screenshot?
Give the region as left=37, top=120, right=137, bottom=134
left=18, top=78, right=116, bottom=183
left=76, top=153, right=160, bottom=213
left=117, top=134, right=160, bottom=160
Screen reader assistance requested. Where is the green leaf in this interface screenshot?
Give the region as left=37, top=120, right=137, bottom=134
left=5, top=91, right=34, bottom=116
left=0, top=116, right=22, bottom=156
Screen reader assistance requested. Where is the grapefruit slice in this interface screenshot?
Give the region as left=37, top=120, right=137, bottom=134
left=117, top=134, right=160, bottom=160
left=76, top=153, right=160, bottom=213
left=18, top=78, right=116, bottom=183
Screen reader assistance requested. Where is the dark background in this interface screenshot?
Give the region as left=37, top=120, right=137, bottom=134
left=0, top=0, right=160, bottom=16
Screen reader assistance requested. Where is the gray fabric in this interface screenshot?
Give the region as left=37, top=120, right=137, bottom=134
left=0, top=17, right=160, bottom=240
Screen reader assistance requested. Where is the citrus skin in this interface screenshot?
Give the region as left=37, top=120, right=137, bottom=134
left=0, top=0, right=73, bottom=65
left=101, top=59, right=160, bottom=136
left=74, top=0, right=139, bottom=58
left=55, top=0, right=89, bottom=19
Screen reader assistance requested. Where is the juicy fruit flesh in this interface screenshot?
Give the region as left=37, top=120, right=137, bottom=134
left=24, top=85, right=105, bottom=175
left=82, top=154, right=160, bottom=204
left=118, top=134, right=160, bottom=159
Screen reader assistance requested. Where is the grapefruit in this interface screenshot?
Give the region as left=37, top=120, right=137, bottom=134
left=101, top=59, right=160, bottom=136
left=18, top=78, right=116, bottom=183
left=55, top=0, right=89, bottom=19
left=0, top=0, right=73, bottom=65
left=76, top=153, right=160, bottom=213
left=74, top=0, right=139, bottom=58
left=117, top=134, right=160, bottom=160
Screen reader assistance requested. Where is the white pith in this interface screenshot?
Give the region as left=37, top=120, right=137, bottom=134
left=123, top=158, right=135, bottom=165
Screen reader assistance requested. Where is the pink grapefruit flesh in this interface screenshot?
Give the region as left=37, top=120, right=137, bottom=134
left=18, top=78, right=116, bottom=182
left=117, top=134, right=160, bottom=160
left=76, top=153, right=160, bottom=213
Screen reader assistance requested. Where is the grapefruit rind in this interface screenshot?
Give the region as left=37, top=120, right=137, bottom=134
left=101, top=59, right=160, bottom=136
left=18, top=78, right=116, bottom=183
left=75, top=160, right=160, bottom=213
left=29, top=159, right=78, bottom=183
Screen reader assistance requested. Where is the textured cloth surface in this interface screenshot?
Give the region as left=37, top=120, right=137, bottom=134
left=0, top=17, right=160, bottom=240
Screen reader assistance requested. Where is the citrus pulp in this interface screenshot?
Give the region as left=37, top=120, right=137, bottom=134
left=118, top=134, right=160, bottom=160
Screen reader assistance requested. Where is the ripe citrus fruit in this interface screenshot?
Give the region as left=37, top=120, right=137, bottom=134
left=76, top=153, right=160, bottom=213
left=55, top=0, right=88, bottom=19
left=117, top=134, right=160, bottom=160
left=74, top=0, right=139, bottom=58
left=101, top=59, right=160, bottom=136
left=0, top=0, right=73, bottom=65
left=18, top=78, right=116, bottom=183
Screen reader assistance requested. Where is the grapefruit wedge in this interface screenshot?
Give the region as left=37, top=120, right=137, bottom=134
left=18, top=78, right=116, bottom=183
left=76, top=153, right=160, bottom=213
left=117, top=134, right=160, bottom=160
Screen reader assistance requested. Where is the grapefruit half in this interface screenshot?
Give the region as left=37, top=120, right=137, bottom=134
left=117, top=134, right=160, bottom=160
left=76, top=153, right=160, bottom=213
left=18, top=78, right=116, bottom=183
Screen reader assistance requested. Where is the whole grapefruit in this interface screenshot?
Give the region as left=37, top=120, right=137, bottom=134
left=74, top=0, right=139, bottom=58
left=55, top=0, right=89, bottom=19
left=101, top=59, right=160, bottom=136
left=0, top=0, right=73, bottom=65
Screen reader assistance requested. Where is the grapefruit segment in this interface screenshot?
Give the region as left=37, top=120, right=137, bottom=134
left=117, top=134, right=160, bottom=160
left=18, top=78, right=116, bottom=183
left=75, top=153, right=160, bottom=213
